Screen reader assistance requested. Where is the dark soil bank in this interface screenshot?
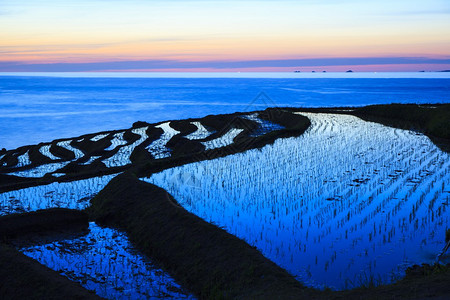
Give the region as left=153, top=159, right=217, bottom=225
left=0, top=208, right=88, bottom=240
left=0, top=243, right=101, bottom=299
left=89, top=172, right=317, bottom=300
left=352, top=104, right=450, bottom=152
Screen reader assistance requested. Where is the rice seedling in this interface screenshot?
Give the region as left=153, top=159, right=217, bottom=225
left=102, top=127, right=148, bottom=168
left=18, top=222, right=193, bottom=299
left=57, top=140, right=84, bottom=159
left=202, top=128, right=244, bottom=150
left=15, top=151, right=32, bottom=168
left=185, top=121, right=215, bottom=140
left=39, top=145, right=60, bottom=160
left=7, top=161, right=71, bottom=178
left=146, top=122, right=180, bottom=159
left=0, top=175, right=116, bottom=216
left=104, top=132, right=128, bottom=151
left=144, top=112, right=450, bottom=290
left=90, top=133, right=109, bottom=142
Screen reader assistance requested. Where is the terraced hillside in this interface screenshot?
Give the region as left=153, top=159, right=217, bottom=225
left=0, top=109, right=309, bottom=210
left=0, top=109, right=310, bottom=299
left=1, top=107, right=448, bottom=299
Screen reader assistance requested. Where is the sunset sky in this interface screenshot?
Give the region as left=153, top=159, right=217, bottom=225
left=1, top=0, right=449, bottom=72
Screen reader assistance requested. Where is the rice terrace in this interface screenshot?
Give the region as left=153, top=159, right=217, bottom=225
left=2, top=0, right=450, bottom=298
left=0, top=103, right=449, bottom=299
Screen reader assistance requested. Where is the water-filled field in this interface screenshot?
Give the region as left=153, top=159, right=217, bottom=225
left=19, top=223, right=193, bottom=299
left=144, top=113, right=450, bottom=289
left=0, top=110, right=281, bottom=186
left=0, top=109, right=289, bottom=299
left=1, top=107, right=449, bottom=295
left=0, top=175, right=115, bottom=216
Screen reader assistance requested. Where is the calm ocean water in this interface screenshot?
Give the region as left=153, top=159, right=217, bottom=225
left=1, top=72, right=449, bottom=150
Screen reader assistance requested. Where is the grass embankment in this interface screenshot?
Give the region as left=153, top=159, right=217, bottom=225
left=0, top=208, right=88, bottom=240
left=351, top=104, right=450, bottom=152
left=0, top=209, right=100, bottom=299
left=89, top=172, right=317, bottom=299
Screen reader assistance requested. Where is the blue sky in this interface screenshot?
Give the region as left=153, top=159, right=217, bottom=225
left=1, top=0, right=449, bottom=71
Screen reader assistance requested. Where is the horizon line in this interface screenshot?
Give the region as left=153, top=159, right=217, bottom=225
left=1, top=56, right=449, bottom=72
left=2, top=71, right=450, bottom=79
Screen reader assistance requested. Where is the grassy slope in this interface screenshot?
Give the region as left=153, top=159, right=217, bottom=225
left=0, top=243, right=101, bottom=299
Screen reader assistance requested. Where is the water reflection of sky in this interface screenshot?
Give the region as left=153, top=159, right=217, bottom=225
left=0, top=175, right=116, bottom=216
left=145, top=113, right=450, bottom=290
left=19, top=223, right=194, bottom=299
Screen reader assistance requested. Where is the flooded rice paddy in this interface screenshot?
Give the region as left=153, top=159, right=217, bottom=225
left=0, top=171, right=197, bottom=299
left=0, top=111, right=288, bottom=298
left=1, top=111, right=449, bottom=293
left=144, top=113, right=450, bottom=290
left=0, top=175, right=116, bottom=216
left=0, top=113, right=275, bottom=179
left=19, top=222, right=193, bottom=299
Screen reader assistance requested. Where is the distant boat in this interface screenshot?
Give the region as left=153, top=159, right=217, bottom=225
left=346, top=70, right=353, bottom=73
left=294, top=70, right=301, bottom=73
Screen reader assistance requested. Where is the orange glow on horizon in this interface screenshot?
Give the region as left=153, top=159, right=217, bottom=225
left=1, top=0, right=449, bottom=71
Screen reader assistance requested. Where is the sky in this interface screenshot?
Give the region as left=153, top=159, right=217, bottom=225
left=1, top=0, right=450, bottom=72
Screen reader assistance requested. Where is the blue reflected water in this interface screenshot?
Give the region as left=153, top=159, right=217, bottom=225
left=1, top=74, right=449, bottom=149
left=0, top=175, right=116, bottom=216
left=19, top=222, right=194, bottom=299
left=145, top=113, right=450, bottom=290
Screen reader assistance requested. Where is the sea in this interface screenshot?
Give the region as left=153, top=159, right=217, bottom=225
left=1, top=72, right=449, bottom=150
